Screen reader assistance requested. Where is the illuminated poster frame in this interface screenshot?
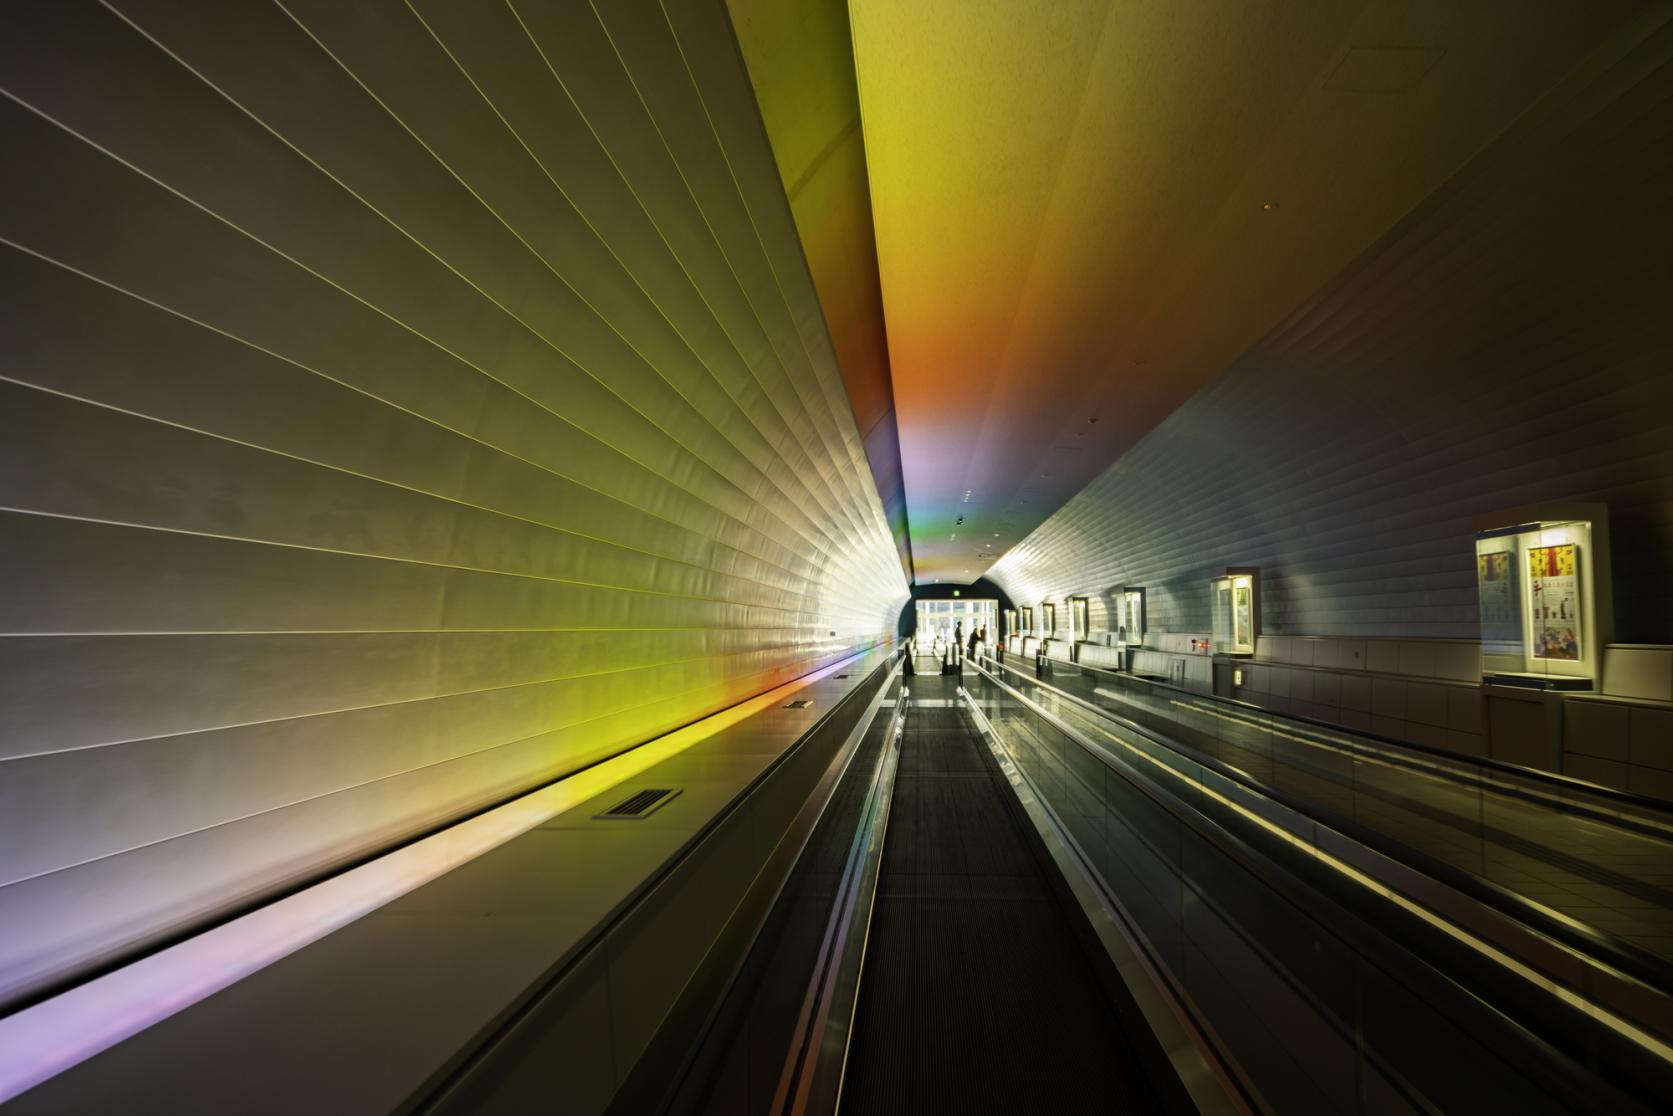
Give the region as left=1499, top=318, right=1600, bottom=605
left=1119, top=586, right=1146, bottom=644
left=1473, top=504, right=1611, bottom=688
left=1208, top=567, right=1259, bottom=657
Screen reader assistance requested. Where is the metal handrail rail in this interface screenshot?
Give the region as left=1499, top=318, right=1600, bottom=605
left=771, top=676, right=909, bottom=1116
left=421, top=649, right=902, bottom=1114
left=971, top=660, right=1673, bottom=1106
left=1058, top=650, right=1673, bottom=820
left=955, top=682, right=1258, bottom=1116
left=987, top=656, right=1673, bottom=1007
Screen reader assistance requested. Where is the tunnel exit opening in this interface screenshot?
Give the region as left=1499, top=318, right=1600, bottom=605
left=913, top=597, right=997, bottom=658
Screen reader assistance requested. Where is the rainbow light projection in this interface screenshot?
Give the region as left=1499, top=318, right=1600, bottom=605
left=726, top=0, right=914, bottom=582
left=0, top=0, right=907, bottom=1073
left=844, top=1, right=1634, bottom=589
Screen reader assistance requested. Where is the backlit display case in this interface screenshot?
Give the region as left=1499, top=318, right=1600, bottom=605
left=1071, top=596, right=1090, bottom=642
left=1022, top=606, right=1034, bottom=633
left=1209, top=568, right=1259, bottom=656
left=1119, top=587, right=1146, bottom=644
left=1474, top=505, right=1611, bottom=688
left=1041, top=602, right=1057, bottom=636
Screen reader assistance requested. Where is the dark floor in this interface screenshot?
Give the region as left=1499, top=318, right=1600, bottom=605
left=840, top=672, right=1163, bottom=1115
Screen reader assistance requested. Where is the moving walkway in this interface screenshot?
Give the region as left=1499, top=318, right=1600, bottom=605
left=990, top=652, right=1673, bottom=979
left=13, top=646, right=1671, bottom=1113
left=652, top=651, right=1673, bottom=1114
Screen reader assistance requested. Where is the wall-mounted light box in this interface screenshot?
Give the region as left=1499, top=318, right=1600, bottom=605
left=1473, top=503, right=1612, bottom=690
left=1208, top=567, right=1259, bottom=657
left=1119, top=586, right=1145, bottom=645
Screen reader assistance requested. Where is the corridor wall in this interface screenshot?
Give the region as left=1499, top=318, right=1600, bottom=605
left=0, top=0, right=906, bottom=1008
left=989, top=12, right=1673, bottom=645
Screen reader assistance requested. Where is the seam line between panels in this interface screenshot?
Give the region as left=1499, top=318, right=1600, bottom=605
left=0, top=376, right=835, bottom=610
left=260, top=0, right=856, bottom=566
left=0, top=238, right=824, bottom=588
left=0, top=76, right=843, bottom=579
left=0, top=645, right=880, bottom=890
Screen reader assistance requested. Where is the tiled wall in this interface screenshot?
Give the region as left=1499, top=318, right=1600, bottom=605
left=0, top=4, right=906, bottom=1008
left=1077, top=643, right=1125, bottom=670
left=1564, top=646, right=1673, bottom=798
left=1131, top=644, right=1214, bottom=689
left=1602, top=646, right=1673, bottom=703
left=1240, top=636, right=1485, bottom=757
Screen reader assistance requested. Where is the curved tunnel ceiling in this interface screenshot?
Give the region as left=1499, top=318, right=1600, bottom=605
left=836, top=0, right=1641, bottom=583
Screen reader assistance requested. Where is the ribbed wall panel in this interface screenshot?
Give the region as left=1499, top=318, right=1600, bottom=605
left=0, top=0, right=906, bottom=1007
left=989, top=11, right=1673, bottom=644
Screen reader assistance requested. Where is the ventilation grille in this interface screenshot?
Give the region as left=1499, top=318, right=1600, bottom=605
left=785, top=699, right=813, bottom=709
left=594, top=788, right=681, bottom=820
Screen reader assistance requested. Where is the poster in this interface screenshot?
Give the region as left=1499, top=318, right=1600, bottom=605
left=1123, top=592, right=1142, bottom=637
left=1528, top=544, right=1581, bottom=661
left=1233, top=583, right=1252, bottom=649
left=1476, top=550, right=1520, bottom=645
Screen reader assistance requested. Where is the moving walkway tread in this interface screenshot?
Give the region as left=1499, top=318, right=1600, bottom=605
left=676, top=671, right=1175, bottom=1115
left=839, top=674, right=1170, bottom=1115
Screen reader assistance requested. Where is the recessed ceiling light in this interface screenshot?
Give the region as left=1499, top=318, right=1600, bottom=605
left=1262, top=201, right=1278, bottom=211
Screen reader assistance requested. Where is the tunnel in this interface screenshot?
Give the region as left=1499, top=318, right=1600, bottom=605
left=3, top=3, right=1673, bottom=1113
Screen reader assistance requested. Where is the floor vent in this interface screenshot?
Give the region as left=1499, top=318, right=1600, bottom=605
left=595, top=788, right=681, bottom=820
left=785, top=699, right=813, bottom=709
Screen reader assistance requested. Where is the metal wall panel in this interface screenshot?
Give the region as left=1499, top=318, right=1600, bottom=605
left=989, top=11, right=1673, bottom=644
left=0, top=0, right=907, bottom=1007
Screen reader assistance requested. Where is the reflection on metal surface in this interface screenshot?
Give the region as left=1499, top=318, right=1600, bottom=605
left=985, top=664, right=1673, bottom=1069
left=1147, top=693, right=1673, bottom=837
left=0, top=649, right=881, bottom=1105
left=956, top=686, right=1253, bottom=1116
left=773, top=670, right=906, bottom=1115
